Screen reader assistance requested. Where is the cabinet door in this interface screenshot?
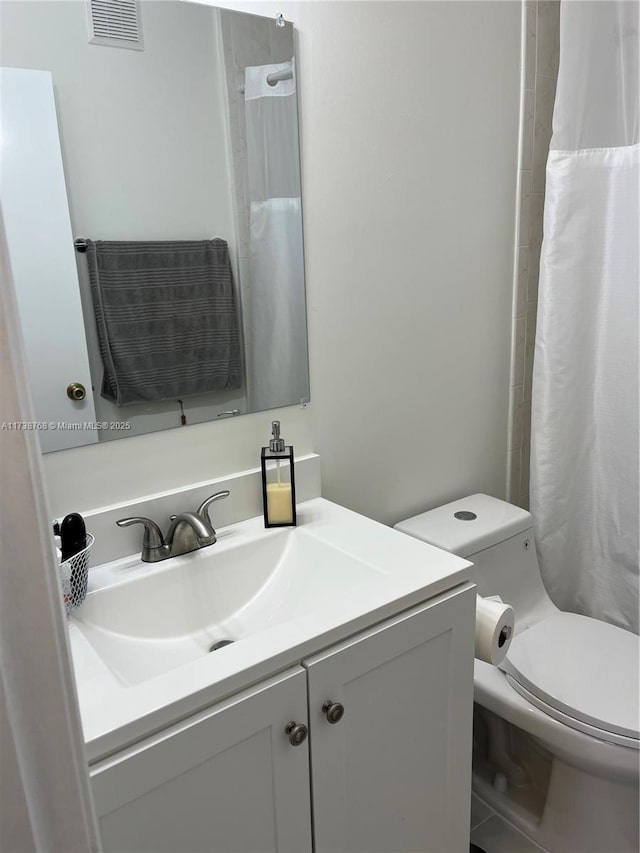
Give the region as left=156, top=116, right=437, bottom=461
left=306, top=586, right=475, bottom=853
left=91, top=667, right=312, bottom=853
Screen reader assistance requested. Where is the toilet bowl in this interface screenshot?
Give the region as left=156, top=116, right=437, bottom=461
left=395, top=494, right=639, bottom=853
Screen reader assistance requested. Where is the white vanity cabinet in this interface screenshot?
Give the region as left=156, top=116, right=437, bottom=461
left=307, top=585, right=474, bottom=853
left=91, top=667, right=312, bottom=853
left=90, top=585, right=474, bottom=853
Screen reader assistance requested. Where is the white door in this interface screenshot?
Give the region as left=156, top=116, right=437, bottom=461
left=0, top=67, right=97, bottom=452
left=306, top=586, right=475, bottom=853
left=91, top=667, right=312, bottom=853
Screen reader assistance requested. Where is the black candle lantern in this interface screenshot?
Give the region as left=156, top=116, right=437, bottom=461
left=260, top=421, right=297, bottom=528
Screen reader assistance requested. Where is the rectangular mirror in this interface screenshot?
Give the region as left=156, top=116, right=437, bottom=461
left=0, top=0, right=309, bottom=453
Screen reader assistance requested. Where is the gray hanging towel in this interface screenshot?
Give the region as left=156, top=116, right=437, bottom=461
left=86, top=239, right=242, bottom=405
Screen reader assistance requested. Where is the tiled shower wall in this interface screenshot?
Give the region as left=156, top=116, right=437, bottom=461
left=508, top=0, right=560, bottom=510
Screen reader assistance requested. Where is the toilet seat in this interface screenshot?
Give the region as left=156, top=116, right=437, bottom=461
left=504, top=675, right=640, bottom=749
left=501, top=612, right=640, bottom=748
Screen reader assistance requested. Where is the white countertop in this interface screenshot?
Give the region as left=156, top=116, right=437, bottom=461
left=68, top=498, right=472, bottom=764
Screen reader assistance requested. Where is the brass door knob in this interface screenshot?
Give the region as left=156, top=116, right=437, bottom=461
left=285, top=721, right=308, bottom=746
left=67, top=382, right=86, bottom=401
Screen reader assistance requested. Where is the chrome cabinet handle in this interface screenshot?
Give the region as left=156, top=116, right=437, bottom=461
left=322, top=700, right=345, bottom=724
left=285, top=721, right=308, bottom=746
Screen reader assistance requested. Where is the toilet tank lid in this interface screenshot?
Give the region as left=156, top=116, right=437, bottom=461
left=393, top=494, right=532, bottom=557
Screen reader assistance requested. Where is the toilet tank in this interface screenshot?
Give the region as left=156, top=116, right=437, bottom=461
left=394, top=494, right=557, bottom=631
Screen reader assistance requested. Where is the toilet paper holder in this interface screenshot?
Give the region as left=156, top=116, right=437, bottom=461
left=498, top=625, right=513, bottom=647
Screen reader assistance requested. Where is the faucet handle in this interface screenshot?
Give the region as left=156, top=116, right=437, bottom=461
left=197, top=491, right=230, bottom=530
left=116, top=516, right=166, bottom=557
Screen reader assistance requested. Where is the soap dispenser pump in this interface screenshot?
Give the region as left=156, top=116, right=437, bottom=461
left=261, top=420, right=296, bottom=527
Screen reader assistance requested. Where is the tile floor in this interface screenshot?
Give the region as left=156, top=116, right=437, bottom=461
left=470, top=793, right=546, bottom=853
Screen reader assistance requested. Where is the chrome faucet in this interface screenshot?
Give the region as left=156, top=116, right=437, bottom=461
left=116, top=491, right=230, bottom=562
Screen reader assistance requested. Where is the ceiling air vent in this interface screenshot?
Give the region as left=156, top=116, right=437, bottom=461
left=86, top=0, right=144, bottom=51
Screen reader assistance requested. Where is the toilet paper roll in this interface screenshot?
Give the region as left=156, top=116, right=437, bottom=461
left=475, top=595, right=514, bottom=665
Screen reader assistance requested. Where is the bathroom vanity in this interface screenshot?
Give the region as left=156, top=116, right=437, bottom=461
left=69, top=498, right=475, bottom=853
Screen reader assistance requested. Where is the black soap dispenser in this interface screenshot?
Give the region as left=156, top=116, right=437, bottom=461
left=261, top=421, right=296, bottom=527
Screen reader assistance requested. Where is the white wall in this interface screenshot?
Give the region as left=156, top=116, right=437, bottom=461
left=298, top=1, right=520, bottom=524
left=43, top=402, right=313, bottom=514
left=38, top=0, right=520, bottom=526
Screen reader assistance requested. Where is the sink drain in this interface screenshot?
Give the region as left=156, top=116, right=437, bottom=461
left=208, top=639, right=235, bottom=652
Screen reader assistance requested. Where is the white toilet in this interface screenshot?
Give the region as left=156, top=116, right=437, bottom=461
left=395, top=494, right=639, bottom=853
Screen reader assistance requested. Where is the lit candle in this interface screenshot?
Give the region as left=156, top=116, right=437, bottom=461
left=266, top=482, right=293, bottom=524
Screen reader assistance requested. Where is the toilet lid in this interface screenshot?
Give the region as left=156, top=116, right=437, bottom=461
left=502, top=612, right=640, bottom=742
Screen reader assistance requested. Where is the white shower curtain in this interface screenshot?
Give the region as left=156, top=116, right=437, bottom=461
left=244, top=60, right=309, bottom=412
left=531, top=1, right=639, bottom=632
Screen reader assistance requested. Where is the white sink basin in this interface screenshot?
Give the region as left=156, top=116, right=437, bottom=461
left=68, top=498, right=472, bottom=762
left=72, top=524, right=385, bottom=686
